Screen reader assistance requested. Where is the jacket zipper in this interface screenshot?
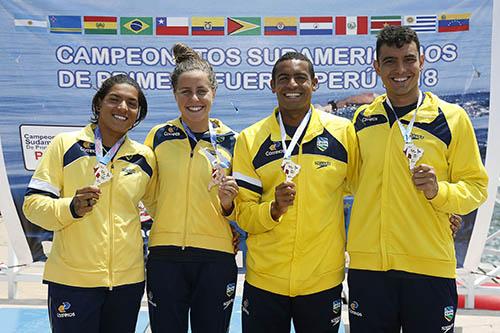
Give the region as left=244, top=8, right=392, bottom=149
left=108, top=162, right=114, bottom=290
left=182, top=146, right=194, bottom=250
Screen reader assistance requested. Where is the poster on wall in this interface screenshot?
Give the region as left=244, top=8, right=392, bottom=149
left=0, top=0, right=493, bottom=267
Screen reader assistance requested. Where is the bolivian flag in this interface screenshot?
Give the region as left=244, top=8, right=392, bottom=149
left=84, top=16, right=117, bottom=34
left=264, top=17, right=297, bottom=35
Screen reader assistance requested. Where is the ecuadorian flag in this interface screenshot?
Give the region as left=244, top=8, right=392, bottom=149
left=192, top=17, right=224, bottom=35
left=84, top=16, right=117, bottom=34
left=264, top=17, right=297, bottom=35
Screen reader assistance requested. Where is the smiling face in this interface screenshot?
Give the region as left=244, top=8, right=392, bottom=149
left=174, top=70, right=215, bottom=132
left=374, top=41, right=424, bottom=107
left=97, top=83, right=139, bottom=144
left=271, top=59, right=318, bottom=118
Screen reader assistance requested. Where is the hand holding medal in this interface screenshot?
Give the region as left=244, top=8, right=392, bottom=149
left=70, top=186, right=101, bottom=218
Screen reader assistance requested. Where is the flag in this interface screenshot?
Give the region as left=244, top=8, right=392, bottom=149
left=264, top=17, right=297, bottom=36
left=192, top=17, right=224, bottom=36
left=14, top=16, right=47, bottom=31
left=438, top=13, right=470, bottom=33
left=156, top=17, right=189, bottom=35
left=403, top=15, right=437, bottom=33
left=84, top=16, right=117, bottom=34
left=370, top=16, right=401, bottom=34
left=335, top=16, right=368, bottom=35
left=120, top=17, right=153, bottom=35
left=227, top=17, right=261, bottom=36
left=48, top=15, right=82, bottom=34
left=299, top=17, right=332, bottom=35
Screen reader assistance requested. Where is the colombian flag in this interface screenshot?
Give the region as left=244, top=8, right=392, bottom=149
left=438, top=13, right=470, bottom=32
left=192, top=17, right=224, bottom=36
left=84, top=16, right=117, bottom=34
left=264, top=17, right=297, bottom=36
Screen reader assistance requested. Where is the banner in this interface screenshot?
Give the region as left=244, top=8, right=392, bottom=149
left=0, top=0, right=494, bottom=268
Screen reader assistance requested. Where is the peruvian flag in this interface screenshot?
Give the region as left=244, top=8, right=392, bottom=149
left=335, top=16, right=368, bottom=35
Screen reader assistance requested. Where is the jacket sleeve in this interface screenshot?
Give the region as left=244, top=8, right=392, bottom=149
left=140, top=145, right=158, bottom=219
left=429, top=108, right=488, bottom=214
left=233, top=132, right=282, bottom=234
left=344, top=121, right=361, bottom=196
left=22, top=135, right=76, bottom=231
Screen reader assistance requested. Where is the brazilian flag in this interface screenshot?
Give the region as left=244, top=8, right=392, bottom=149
left=120, top=17, right=153, bottom=35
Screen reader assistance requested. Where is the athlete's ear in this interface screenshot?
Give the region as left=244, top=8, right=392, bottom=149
left=312, top=77, right=319, bottom=91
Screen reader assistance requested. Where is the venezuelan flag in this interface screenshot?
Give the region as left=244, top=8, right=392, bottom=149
left=192, top=17, right=224, bottom=36
left=438, top=13, right=470, bottom=32
left=264, top=17, right=297, bottom=36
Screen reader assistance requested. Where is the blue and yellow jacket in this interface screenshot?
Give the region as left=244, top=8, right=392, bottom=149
left=348, top=92, right=488, bottom=278
left=23, top=124, right=157, bottom=288
left=233, top=105, right=359, bottom=296
left=144, top=118, right=237, bottom=254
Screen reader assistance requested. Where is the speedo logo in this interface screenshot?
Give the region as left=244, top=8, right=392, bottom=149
left=315, top=161, right=331, bottom=169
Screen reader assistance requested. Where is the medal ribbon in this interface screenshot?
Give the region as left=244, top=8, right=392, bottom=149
left=278, top=108, right=311, bottom=160
left=94, top=126, right=125, bottom=165
left=385, top=91, right=423, bottom=145
left=181, top=118, right=225, bottom=166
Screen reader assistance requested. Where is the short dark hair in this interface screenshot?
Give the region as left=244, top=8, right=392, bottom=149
left=376, top=26, right=421, bottom=61
left=91, top=74, right=148, bottom=128
left=171, top=43, right=217, bottom=92
left=272, top=52, right=315, bottom=80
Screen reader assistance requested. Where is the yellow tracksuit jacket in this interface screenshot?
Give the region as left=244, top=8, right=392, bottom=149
left=23, top=124, right=157, bottom=288
left=144, top=118, right=236, bottom=254
left=233, top=106, right=359, bottom=296
left=348, top=92, right=488, bottom=278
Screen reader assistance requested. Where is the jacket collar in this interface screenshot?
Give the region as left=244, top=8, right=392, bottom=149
left=76, top=124, right=135, bottom=159
left=269, top=104, right=325, bottom=143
